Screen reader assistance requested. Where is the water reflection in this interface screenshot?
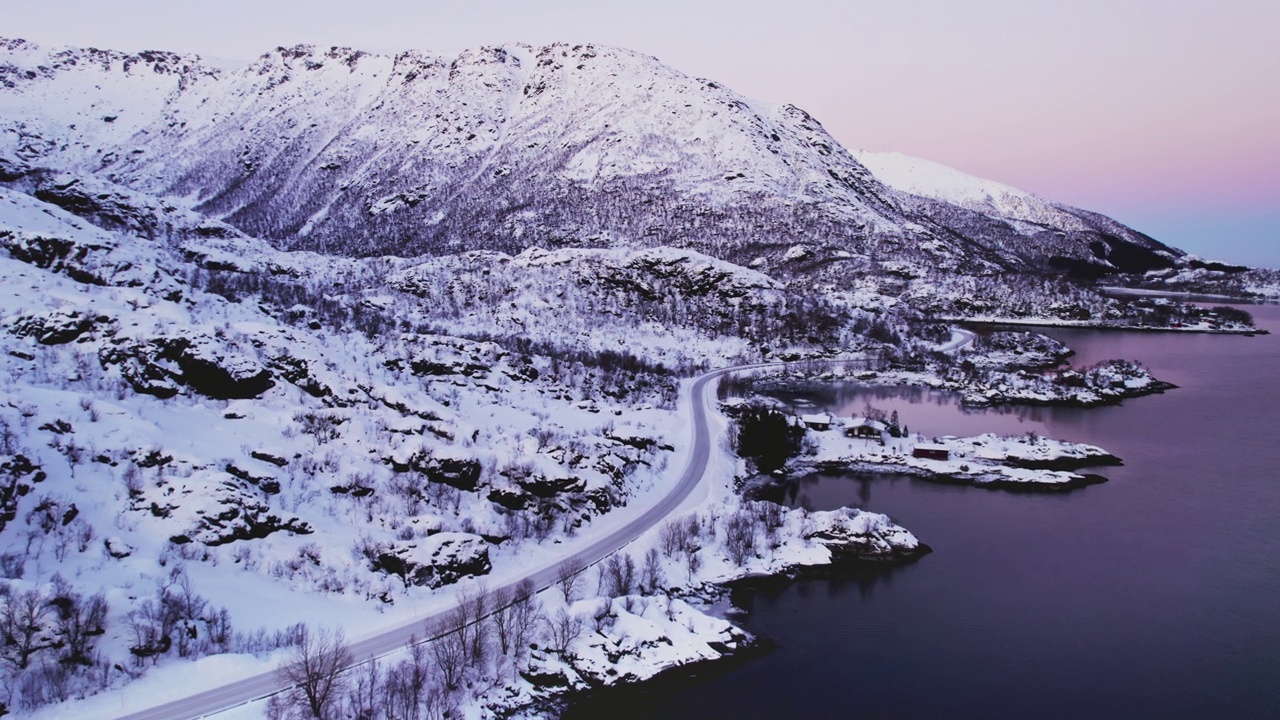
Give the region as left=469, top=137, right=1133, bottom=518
left=765, top=381, right=1060, bottom=441
left=568, top=304, right=1280, bottom=719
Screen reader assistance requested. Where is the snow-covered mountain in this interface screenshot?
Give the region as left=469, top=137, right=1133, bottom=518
left=0, top=38, right=1180, bottom=277
left=853, top=150, right=1177, bottom=275
left=0, top=36, right=1252, bottom=719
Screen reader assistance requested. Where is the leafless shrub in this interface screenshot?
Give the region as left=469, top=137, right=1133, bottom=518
left=546, top=607, right=583, bottom=657
left=724, top=509, right=759, bottom=566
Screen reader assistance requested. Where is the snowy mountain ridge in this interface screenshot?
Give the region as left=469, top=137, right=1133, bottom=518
left=0, top=37, right=1180, bottom=277
left=853, top=150, right=1092, bottom=233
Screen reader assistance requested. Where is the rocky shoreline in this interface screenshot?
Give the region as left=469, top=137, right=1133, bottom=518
left=483, top=500, right=927, bottom=718
left=537, top=510, right=930, bottom=718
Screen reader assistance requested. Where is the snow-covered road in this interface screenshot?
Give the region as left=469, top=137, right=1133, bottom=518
left=937, top=327, right=976, bottom=353
left=115, top=366, right=735, bottom=720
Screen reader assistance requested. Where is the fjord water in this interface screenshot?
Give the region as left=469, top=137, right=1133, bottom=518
left=567, top=304, right=1280, bottom=719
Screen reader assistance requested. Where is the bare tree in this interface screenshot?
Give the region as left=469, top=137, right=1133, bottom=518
left=659, top=519, right=687, bottom=558
left=600, top=553, right=636, bottom=598
left=590, top=598, right=614, bottom=633
left=509, top=579, right=542, bottom=656
left=640, top=548, right=664, bottom=595
left=426, top=622, right=466, bottom=691
left=546, top=607, right=583, bottom=657
left=460, top=584, right=490, bottom=666
left=278, top=625, right=353, bottom=720
left=489, top=585, right=516, bottom=656
left=684, top=543, right=702, bottom=580
left=378, top=638, right=432, bottom=720
left=556, top=558, right=585, bottom=603
left=49, top=585, right=108, bottom=667
left=724, top=509, right=759, bottom=566
left=345, top=656, right=380, bottom=720
left=1, top=588, right=49, bottom=670
left=170, top=568, right=207, bottom=658
left=126, top=599, right=166, bottom=666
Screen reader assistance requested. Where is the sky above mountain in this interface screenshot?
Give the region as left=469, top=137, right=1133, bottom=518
left=7, top=0, right=1278, bottom=266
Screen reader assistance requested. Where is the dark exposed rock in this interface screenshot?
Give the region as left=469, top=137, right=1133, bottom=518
left=330, top=482, right=375, bottom=497
left=0, top=156, right=28, bottom=181
left=33, top=173, right=164, bottom=239
left=103, top=536, right=133, bottom=558
left=135, top=449, right=173, bottom=468
left=39, top=419, right=72, bottom=434
left=424, top=456, right=481, bottom=491
left=156, top=337, right=274, bottom=399
left=803, top=507, right=930, bottom=563
left=225, top=462, right=275, bottom=485
left=98, top=341, right=181, bottom=398
left=371, top=533, right=491, bottom=588
left=0, top=231, right=79, bottom=274
left=270, top=354, right=330, bottom=398
left=409, top=357, right=490, bottom=378
left=488, top=487, right=529, bottom=511
left=517, top=474, right=585, bottom=498
left=167, top=479, right=311, bottom=546
left=195, top=510, right=312, bottom=546
left=97, top=334, right=275, bottom=400
left=0, top=453, right=44, bottom=533
left=385, top=450, right=481, bottom=491
left=8, top=308, right=100, bottom=344
left=605, top=432, right=670, bottom=451
left=250, top=451, right=289, bottom=467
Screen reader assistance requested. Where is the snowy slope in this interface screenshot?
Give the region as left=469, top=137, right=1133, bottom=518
left=855, top=150, right=1089, bottom=230
left=1, top=38, right=1179, bottom=277
left=855, top=149, right=1182, bottom=273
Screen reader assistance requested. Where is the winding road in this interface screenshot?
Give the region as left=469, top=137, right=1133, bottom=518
left=116, top=366, right=737, bottom=720
left=116, top=344, right=950, bottom=719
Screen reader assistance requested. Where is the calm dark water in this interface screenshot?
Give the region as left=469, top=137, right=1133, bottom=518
left=567, top=305, right=1280, bottom=719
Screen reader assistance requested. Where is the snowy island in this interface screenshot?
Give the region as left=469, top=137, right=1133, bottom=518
left=790, top=428, right=1120, bottom=491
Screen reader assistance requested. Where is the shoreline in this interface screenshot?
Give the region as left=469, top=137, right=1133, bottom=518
left=949, top=317, right=1268, bottom=336
left=556, top=548, right=931, bottom=718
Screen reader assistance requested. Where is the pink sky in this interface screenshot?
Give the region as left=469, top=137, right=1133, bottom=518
left=7, top=0, right=1279, bottom=264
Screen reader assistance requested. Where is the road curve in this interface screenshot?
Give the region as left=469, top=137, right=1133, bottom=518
left=116, top=366, right=741, bottom=720
left=937, top=327, right=977, bottom=354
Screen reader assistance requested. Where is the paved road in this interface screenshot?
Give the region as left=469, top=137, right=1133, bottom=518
left=937, top=327, right=976, bottom=354
left=116, top=366, right=735, bottom=720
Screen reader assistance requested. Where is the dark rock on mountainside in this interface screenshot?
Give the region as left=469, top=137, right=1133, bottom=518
left=96, top=335, right=275, bottom=399
left=0, top=38, right=1182, bottom=279
left=371, top=533, right=492, bottom=588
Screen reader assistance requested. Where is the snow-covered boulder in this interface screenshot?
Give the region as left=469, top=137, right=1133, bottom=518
left=7, top=307, right=102, bottom=345
left=372, top=532, right=492, bottom=588
left=805, top=507, right=927, bottom=562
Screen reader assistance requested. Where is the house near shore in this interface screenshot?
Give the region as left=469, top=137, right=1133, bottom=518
left=801, top=413, right=832, bottom=431
left=912, top=443, right=950, bottom=461
left=846, top=416, right=888, bottom=443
